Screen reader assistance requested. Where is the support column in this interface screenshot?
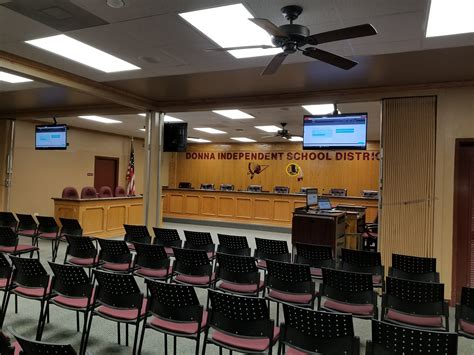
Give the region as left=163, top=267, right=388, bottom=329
left=0, top=120, right=15, bottom=211
left=143, top=111, right=164, bottom=228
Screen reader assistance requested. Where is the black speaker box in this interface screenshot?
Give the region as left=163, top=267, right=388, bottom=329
left=163, top=122, right=187, bottom=152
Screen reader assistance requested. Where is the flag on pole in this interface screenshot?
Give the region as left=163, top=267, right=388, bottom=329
left=126, top=139, right=136, bottom=196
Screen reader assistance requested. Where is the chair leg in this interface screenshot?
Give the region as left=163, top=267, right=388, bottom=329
left=173, top=335, right=177, bottom=355
left=76, top=311, right=80, bottom=332
left=83, top=312, right=95, bottom=355
left=126, top=323, right=129, bottom=347
left=79, top=312, right=89, bottom=355
left=36, top=300, right=46, bottom=340
left=14, top=294, right=18, bottom=313
left=137, top=323, right=147, bottom=355
left=37, top=301, right=50, bottom=341
left=117, top=322, right=121, bottom=345
left=132, top=319, right=141, bottom=355
left=0, top=291, right=12, bottom=328
left=165, top=334, right=168, bottom=355
left=195, top=334, right=201, bottom=355
left=276, top=302, right=280, bottom=324
left=201, top=328, right=209, bottom=355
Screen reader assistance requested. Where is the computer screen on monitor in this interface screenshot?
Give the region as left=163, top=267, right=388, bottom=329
left=306, top=188, right=318, bottom=208
left=35, top=124, right=67, bottom=150
left=318, top=197, right=332, bottom=210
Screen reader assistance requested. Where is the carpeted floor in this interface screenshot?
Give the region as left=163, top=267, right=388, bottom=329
left=2, top=221, right=473, bottom=354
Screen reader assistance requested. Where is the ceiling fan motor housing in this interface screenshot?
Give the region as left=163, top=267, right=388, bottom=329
left=272, top=24, right=309, bottom=50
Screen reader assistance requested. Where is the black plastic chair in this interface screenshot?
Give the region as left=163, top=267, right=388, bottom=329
left=265, top=260, right=316, bottom=323
left=40, top=262, right=94, bottom=354
left=64, top=235, right=100, bottom=273
left=0, top=253, right=13, bottom=328
left=254, top=238, right=291, bottom=269
left=97, top=239, right=134, bottom=273
left=152, top=227, right=182, bottom=256
left=279, top=304, right=359, bottom=355
left=15, top=213, right=38, bottom=241
left=0, top=212, right=18, bottom=232
left=217, top=234, right=251, bottom=256
left=36, top=216, right=61, bottom=261
left=4, top=256, right=51, bottom=340
left=171, top=248, right=214, bottom=288
left=138, top=280, right=206, bottom=355
left=59, top=218, right=83, bottom=237
left=133, top=243, right=172, bottom=280
left=124, top=224, right=152, bottom=249
left=10, top=327, right=80, bottom=355
left=319, top=268, right=378, bottom=319
left=183, top=230, right=215, bottom=259
left=0, top=226, right=39, bottom=258
left=455, top=286, right=474, bottom=338
left=381, top=276, right=449, bottom=331
left=340, top=248, right=385, bottom=289
left=83, top=270, right=146, bottom=355
left=366, top=320, right=458, bottom=355
left=214, top=253, right=264, bottom=296
left=389, top=253, right=439, bottom=282
left=202, top=290, right=279, bottom=354
left=293, top=243, right=335, bottom=279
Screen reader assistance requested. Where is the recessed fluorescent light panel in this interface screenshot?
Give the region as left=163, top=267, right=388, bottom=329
left=179, top=4, right=282, bottom=58
left=426, top=0, right=474, bottom=37
left=213, top=110, right=254, bottom=119
left=188, top=137, right=211, bottom=143
left=139, top=128, right=146, bottom=132
left=79, top=115, right=121, bottom=124
left=194, top=127, right=227, bottom=134
left=26, top=35, right=140, bottom=73
left=231, top=137, right=256, bottom=142
left=138, top=113, right=183, bottom=122
left=255, top=125, right=281, bottom=133
left=302, top=104, right=335, bottom=115
left=0, top=71, right=33, bottom=83
left=289, top=136, right=303, bottom=142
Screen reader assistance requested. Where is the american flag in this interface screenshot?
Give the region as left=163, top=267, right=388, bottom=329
left=126, top=139, right=136, bottom=195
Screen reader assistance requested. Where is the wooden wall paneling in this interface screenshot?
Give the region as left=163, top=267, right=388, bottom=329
left=254, top=198, right=272, bottom=220
left=169, top=194, right=184, bottom=213
left=107, top=205, right=126, bottom=231
left=184, top=194, right=200, bottom=215
left=274, top=199, right=292, bottom=222
left=379, top=96, right=436, bottom=270
left=201, top=195, right=217, bottom=216
left=235, top=197, right=252, bottom=219
left=218, top=196, right=235, bottom=217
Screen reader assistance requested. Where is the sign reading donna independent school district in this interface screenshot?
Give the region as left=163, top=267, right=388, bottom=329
left=184, top=151, right=381, bottom=161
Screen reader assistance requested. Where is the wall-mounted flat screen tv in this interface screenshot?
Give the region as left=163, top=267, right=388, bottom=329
left=35, top=124, right=68, bottom=150
left=303, top=113, right=367, bottom=150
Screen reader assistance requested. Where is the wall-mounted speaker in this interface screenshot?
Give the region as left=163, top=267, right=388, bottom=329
left=163, top=123, right=187, bottom=152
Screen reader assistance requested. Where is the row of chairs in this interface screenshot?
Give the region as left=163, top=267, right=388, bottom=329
left=62, top=186, right=130, bottom=199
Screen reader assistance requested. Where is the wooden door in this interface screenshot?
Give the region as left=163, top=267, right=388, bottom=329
left=94, top=156, right=119, bottom=193
left=453, top=139, right=474, bottom=302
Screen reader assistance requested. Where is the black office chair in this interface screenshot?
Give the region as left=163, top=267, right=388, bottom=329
left=273, top=186, right=289, bottom=194
left=220, top=184, right=234, bottom=191
left=247, top=185, right=262, bottom=192
left=329, top=188, right=347, bottom=197
left=200, top=183, right=215, bottom=190
left=178, top=182, right=192, bottom=189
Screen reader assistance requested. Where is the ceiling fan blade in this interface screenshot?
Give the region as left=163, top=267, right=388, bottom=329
left=249, top=18, right=288, bottom=38
left=205, top=45, right=276, bottom=51
left=307, top=24, right=377, bottom=45
left=261, top=52, right=287, bottom=75
left=303, top=48, right=357, bottom=70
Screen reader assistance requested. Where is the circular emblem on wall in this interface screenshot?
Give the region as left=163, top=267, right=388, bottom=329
left=286, top=162, right=301, bottom=177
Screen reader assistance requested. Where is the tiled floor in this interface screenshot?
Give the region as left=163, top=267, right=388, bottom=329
left=2, top=221, right=473, bottom=354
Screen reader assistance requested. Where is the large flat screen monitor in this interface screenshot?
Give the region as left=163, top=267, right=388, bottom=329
left=306, top=188, right=318, bottom=209
left=303, top=113, right=367, bottom=150
left=35, top=125, right=68, bottom=150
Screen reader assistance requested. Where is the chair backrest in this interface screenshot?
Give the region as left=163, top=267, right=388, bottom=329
left=97, top=239, right=132, bottom=264
left=294, top=243, right=334, bottom=268
left=93, top=270, right=142, bottom=309
left=247, top=185, right=262, bottom=192
left=367, top=320, right=458, bottom=355
left=146, top=280, right=203, bottom=323
left=10, top=328, right=78, bottom=355
left=81, top=186, right=98, bottom=199
left=273, top=186, right=289, bottom=194
left=59, top=218, right=83, bottom=237
left=0, top=253, right=12, bottom=280
left=217, top=234, right=251, bottom=256
left=208, top=290, right=273, bottom=338
left=340, top=249, right=383, bottom=275
left=329, top=188, right=347, bottom=197
left=300, top=187, right=317, bottom=194
left=391, top=254, right=438, bottom=282
left=215, top=253, right=260, bottom=285
left=48, top=262, right=93, bottom=298
left=16, top=214, right=37, bottom=231
left=152, top=228, right=182, bottom=247
left=123, top=224, right=151, bottom=244
left=0, top=226, right=19, bottom=247
left=114, top=186, right=126, bottom=197
left=98, top=186, right=113, bottom=198
left=36, top=216, right=59, bottom=234
left=183, top=230, right=214, bottom=251
left=266, top=259, right=314, bottom=294
left=200, top=183, right=214, bottom=190
left=133, top=243, right=169, bottom=270
left=281, top=305, right=357, bottom=353
left=220, top=184, right=234, bottom=191
left=0, top=212, right=18, bottom=231
left=458, top=287, right=474, bottom=324
left=255, top=238, right=290, bottom=262
left=65, top=235, right=98, bottom=259
left=178, top=182, right=192, bottom=189
left=172, top=247, right=211, bottom=276
left=321, top=268, right=375, bottom=305
left=385, top=277, right=445, bottom=316
left=62, top=187, right=79, bottom=199
left=10, top=256, right=49, bottom=289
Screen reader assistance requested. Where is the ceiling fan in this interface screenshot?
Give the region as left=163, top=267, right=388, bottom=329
left=209, top=5, right=377, bottom=75
left=262, top=122, right=292, bottom=139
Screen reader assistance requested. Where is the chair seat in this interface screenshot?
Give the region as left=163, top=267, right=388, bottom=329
left=164, top=247, right=174, bottom=256
left=12, top=341, right=21, bottom=355
left=14, top=283, right=51, bottom=298
left=0, top=244, right=38, bottom=253
left=150, top=310, right=208, bottom=335
left=127, top=243, right=135, bottom=251
left=323, top=299, right=374, bottom=316
left=207, top=251, right=215, bottom=259
left=268, top=289, right=313, bottom=304
left=218, top=280, right=264, bottom=294
left=17, top=229, right=36, bottom=236
left=101, top=262, right=132, bottom=272
left=69, top=257, right=99, bottom=267
left=0, top=278, right=9, bottom=289
left=53, top=292, right=94, bottom=309
left=372, top=275, right=382, bottom=284
left=175, top=273, right=215, bottom=286
left=257, top=260, right=267, bottom=269
left=38, top=232, right=58, bottom=239
left=362, top=232, right=378, bottom=239
left=385, top=309, right=443, bottom=328
left=211, top=327, right=280, bottom=352
left=310, top=267, right=322, bottom=277
left=97, top=298, right=147, bottom=321
left=459, top=319, right=474, bottom=335
left=135, top=266, right=172, bottom=279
